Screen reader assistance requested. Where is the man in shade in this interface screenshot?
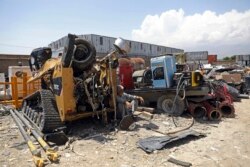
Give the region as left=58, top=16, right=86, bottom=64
left=116, top=85, right=144, bottom=119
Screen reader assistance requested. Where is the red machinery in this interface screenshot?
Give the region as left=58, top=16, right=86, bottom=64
left=118, top=57, right=146, bottom=89
left=212, top=82, right=235, bottom=117
left=118, top=58, right=134, bottom=89
left=187, top=81, right=235, bottom=120
left=203, top=101, right=222, bottom=121
left=187, top=102, right=207, bottom=118
left=208, top=55, right=217, bottom=64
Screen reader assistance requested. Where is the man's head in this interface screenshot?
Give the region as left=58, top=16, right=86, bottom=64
left=117, top=85, right=124, bottom=96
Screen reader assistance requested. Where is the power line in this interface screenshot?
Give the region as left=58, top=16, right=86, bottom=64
left=0, top=43, right=35, bottom=49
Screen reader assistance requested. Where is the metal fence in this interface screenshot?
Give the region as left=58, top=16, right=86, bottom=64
left=0, top=73, right=40, bottom=109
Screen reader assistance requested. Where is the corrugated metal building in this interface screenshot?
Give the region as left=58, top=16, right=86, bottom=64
left=236, top=54, right=250, bottom=66
left=48, top=34, right=184, bottom=58
left=185, top=51, right=208, bottom=64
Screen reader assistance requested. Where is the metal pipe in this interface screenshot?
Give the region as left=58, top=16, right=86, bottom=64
left=203, top=102, right=222, bottom=121
left=109, top=55, right=117, bottom=125
left=10, top=109, right=44, bottom=167
left=187, top=102, right=207, bottom=118
left=13, top=109, right=59, bottom=162
left=219, top=100, right=235, bottom=117
left=238, top=94, right=250, bottom=99
left=22, top=109, right=42, bottom=136
left=208, top=109, right=222, bottom=121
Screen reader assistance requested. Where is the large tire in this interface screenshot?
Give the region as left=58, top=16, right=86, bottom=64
left=61, top=35, right=96, bottom=72
left=72, top=38, right=96, bottom=71
left=157, top=94, right=185, bottom=116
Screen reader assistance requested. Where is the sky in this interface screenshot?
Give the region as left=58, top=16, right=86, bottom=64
left=0, top=0, right=250, bottom=58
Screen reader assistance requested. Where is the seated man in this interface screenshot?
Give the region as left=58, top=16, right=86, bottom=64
left=116, top=85, right=144, bottom=119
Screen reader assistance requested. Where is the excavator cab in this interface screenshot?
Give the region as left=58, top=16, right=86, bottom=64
left=29, top=47, right=52, bottom=71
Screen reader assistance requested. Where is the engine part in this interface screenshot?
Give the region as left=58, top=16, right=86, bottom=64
left=132, top=69, right=152, bottom=88
left=187, top=102, right=207, bottom=118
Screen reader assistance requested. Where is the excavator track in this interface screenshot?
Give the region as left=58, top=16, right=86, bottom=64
left=21, top=89, right=64, bottom=133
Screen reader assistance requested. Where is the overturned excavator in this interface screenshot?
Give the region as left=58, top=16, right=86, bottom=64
left=22, top=34, right=129, bottom=133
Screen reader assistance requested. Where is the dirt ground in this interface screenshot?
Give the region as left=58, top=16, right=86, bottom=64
left=1, top=99, right=250, bottom=167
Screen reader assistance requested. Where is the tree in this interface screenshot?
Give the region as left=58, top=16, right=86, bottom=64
left=223, top=56, right=230, bottom=61
left=231, top=55, right=236, bottom=61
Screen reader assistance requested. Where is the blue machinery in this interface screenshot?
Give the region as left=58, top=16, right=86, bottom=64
left=151, top=55, right=177, bottom=88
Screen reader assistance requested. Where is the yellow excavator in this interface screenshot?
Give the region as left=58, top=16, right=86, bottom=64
left=21, top=34, right=129, bottom=133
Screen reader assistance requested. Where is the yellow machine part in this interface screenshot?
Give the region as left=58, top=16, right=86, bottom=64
left=52, top=64, right=76, bottom=121
left=51, top=63, right=116, bottom=122
left=28, top=58, right=61, bottom=83
left=191, top=71, right=203, bottom=87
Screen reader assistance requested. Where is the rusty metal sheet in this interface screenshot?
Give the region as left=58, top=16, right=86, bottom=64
left=137, top=129, right=205, bottom=153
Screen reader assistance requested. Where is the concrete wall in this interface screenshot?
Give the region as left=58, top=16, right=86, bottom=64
left=0, top=54, right=29, bottom=75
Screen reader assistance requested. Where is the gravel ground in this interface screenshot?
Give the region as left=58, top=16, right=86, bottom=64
left=0, top=99, right=250, bottom=167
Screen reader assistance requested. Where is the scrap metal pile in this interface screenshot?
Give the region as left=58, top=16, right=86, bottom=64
left=187, top=80, right=238, bottom=121
left=185, top=61, right=250, bottom=121
left=205, top=64, right=250, bottom=94
left=1, top=34, right=250, bottom=167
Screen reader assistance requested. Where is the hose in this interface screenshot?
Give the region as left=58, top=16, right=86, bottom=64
left=149, top=114, right=194, bottom=135
left=168, top=115, right=194, bottom=135
left=179, top=87, right=186, bottom=100
left=171, top=74, right=185, bottom=127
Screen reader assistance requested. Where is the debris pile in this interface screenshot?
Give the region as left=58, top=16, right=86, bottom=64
left=187, top=80, right=238, bottom=121
left=205, top=64, right=250, bottom=95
